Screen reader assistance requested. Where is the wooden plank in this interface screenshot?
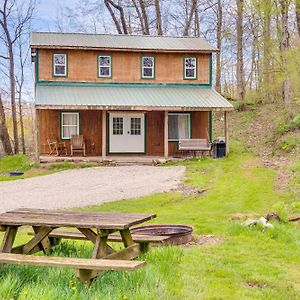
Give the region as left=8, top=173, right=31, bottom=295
left=28, top=230, right=169, bottom=243
left=77, top=228, right=97, bottom=243
left=0, top=253, right=145, bottom=271
left=1, top=209, right=156, bottom=229
left=0, top=226, right=18, bottom=253
left=92, top=229, right=108, bottom=259
left=164, top=111, right=168, bottom=159
left=22, top=227, right=53, bottom=255
left=12, top=244, right=42, bottom=255
left=35, top=108, right=40, bottom=161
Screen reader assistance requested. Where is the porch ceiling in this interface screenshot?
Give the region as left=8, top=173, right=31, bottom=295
left=35, top=84, right=234, bottom=111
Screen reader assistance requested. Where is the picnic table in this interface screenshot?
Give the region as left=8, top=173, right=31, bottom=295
left=0, top=208, right=165, bottom=284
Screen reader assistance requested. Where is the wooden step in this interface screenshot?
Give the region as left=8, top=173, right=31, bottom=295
left=0, top=253, right=145, bottom=271
left=28, top=230, right=169, bottom=243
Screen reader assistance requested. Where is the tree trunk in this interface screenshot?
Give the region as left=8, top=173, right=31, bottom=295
left=216, top=0, right=222, bottom=93
left=236, top=0, right=244, bottom=100
left=194, top=7, right=200, bottom=37
left=183, top=0, right=197, bottom=36
left=262, top=1, right=272, bottom=102
left=131, top=0, right=146, bottom=34
left=296, top=0, right=300, bottom=36
left=138, top=0, right=149, bottom=35
left=155, top=0, right=163, bottom=35
left=0, top=95, right=13, bottom=155
left=18, top=88, right=26, bottom=154
left=280, top=0, right=292, bottom=113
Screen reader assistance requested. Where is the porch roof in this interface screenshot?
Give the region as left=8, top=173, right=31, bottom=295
left=35, top=84, right=234, bottom=111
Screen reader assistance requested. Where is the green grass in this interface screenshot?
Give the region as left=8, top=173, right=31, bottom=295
left=0, top=155, right=100, bottom=181
left=0, top=143, right=299, bottom=299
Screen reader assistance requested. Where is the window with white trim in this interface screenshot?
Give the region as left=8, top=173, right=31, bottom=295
left=61, top=112, right=80, bottom=139
left=53, top=53, right=67, bottom=76
left=113, top=117, right=123, bottom=135
left=141, top=56, right=155, bottom=79
left=184, top=57, right=197, bottom=79
left=98, top=55, right=112, bottom=78
left=168, top=113, right=191, bottom=141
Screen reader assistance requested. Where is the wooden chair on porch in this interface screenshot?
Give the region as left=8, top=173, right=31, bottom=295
left=47, top=137, right=67, bottom=156
left=70, top=135, right=86, bottom=157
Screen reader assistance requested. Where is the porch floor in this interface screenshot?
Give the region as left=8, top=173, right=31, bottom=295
left=39, top=155, right=181, bottom=165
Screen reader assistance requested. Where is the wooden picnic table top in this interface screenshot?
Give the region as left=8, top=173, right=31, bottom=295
left=0, top=208, right=156, bottom=230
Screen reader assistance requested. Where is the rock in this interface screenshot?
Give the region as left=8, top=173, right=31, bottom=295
left=288, top=214, right=300, bottom=222
left=265, top=212, right=281, bottom=221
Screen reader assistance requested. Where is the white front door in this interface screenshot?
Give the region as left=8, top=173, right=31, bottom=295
left=109, top=113, right=145, bottom=153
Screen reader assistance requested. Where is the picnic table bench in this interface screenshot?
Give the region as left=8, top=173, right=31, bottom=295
left=0, top=208, right=165, bottom=284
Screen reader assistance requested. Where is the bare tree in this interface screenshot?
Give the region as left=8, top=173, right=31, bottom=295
left=183, top=0, right=198, bottom=36
left=296, top=0, right=300, bottom=36
left=0, top=93, right=13, bottom=155
left=215, top=0, right=222, bottom=93
left=155, top=0, right=163, bottom=35
left=0, top=0, right=35, bottom=154
left=236, top=0, right=244, bottom=100
left=104, top=0, right=128, bottom=34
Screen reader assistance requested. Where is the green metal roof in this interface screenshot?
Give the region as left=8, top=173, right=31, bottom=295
left=30, top=32, right=217, bottom=52
left=36, top=83, right=233, bottom=111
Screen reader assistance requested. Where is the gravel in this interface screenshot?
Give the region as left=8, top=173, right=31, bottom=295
left=0, top=166, right=185, bottom=213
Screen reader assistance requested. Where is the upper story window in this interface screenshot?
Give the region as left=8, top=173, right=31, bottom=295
left=53, top=53, right=67, bottom=77
left=184, top=57, right=197, bottom=80
left=141, top=56, right=155, bottom=79
left=98, top=55, right=112, bottom=78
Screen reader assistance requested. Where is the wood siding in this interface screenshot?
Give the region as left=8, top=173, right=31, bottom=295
left=39, top=110, right=102, bottom=155
left=38, top=49, right=210, bottom=84
left=39, top=110, right=209, bottom=157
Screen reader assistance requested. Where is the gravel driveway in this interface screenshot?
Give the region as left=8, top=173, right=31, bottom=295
left=0, top=166, right=185, bottom=213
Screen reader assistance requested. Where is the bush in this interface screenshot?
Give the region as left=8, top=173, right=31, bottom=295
left=278, top=137, right=299, bottom=153
left=275, top=113, right=300, bottom=136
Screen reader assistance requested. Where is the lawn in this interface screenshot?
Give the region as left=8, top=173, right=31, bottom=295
left=0, top=143, right=299, bottom=299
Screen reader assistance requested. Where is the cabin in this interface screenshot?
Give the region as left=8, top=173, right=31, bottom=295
left=30, top=32, right=233, bottom=161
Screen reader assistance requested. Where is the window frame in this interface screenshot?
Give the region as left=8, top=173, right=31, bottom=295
left=52, top=53, right=68, bottom=77
left=112, top=117, right=124, bottom=135
left=183, top=56, right=197, bottom=80
left=60, top=112, right=80, bottom=140
left=168, top=113, right=191, bottom=142
left=98, top=54, right=112, bottom=78
left=141, top=56, right=155, bottom=79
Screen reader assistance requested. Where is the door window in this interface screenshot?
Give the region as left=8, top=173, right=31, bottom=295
left=112, top=117, right=123, bottom=135
left=130, top=117, right=141, bottom=135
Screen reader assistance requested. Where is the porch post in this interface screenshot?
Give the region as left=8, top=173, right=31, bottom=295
left=164, top=111, right=168, bottom=159
left=35, top=108, right=40, bottom=162
left=102, top=110, right=107, bottom=160
left=224, top=111, right=229, bottom=156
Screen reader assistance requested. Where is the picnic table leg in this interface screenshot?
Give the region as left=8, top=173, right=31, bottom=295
left=33, top=226, right=53, bottom=255
left=0, top=226, right=18, bottom=253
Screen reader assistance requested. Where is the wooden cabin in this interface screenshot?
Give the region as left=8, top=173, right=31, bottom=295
left=30, top=32, right=233, bottom=160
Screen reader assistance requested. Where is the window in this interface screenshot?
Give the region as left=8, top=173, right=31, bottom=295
left=98, top=55, right=112, bottom=78
left=184, top=57, right=197, bottom=79
left=61, top=112, right=79, bottom=139
left=53, top=53, right=67, bottom=77
left=113, top=117, right=123, bottom=135
left=141, top=56, right=155, bottom=79
left=168, top=113, right=191, bottom=141
left=131, top=117, right=141, bottom=135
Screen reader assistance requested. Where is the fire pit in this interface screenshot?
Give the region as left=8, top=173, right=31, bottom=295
left=131, top=224, right=193, bottom=245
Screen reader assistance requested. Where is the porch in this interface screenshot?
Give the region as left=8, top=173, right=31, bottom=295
left=35, top=84, right=234, bottom=160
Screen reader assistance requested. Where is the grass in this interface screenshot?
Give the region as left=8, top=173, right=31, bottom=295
left=0, top=155, right=100, bottom=181
left=0, top=143, right=299, bottom=299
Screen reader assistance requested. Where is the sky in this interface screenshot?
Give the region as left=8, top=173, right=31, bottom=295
left=33, top=0, right=77, bottom=32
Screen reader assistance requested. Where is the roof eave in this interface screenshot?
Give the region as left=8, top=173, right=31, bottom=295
left=35, top=104, right=233, bottom=112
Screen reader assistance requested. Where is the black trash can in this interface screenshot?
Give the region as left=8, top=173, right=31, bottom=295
left=214, top=137, right=226, bottom=158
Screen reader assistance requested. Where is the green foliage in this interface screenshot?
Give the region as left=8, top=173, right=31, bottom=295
left=278, top=137, right=299, bottom=152
left=271, top=202, right=289, bottom=222
left=275, top=113, right=300, bottom=136
left=0, top=155, right=32, bottom=174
